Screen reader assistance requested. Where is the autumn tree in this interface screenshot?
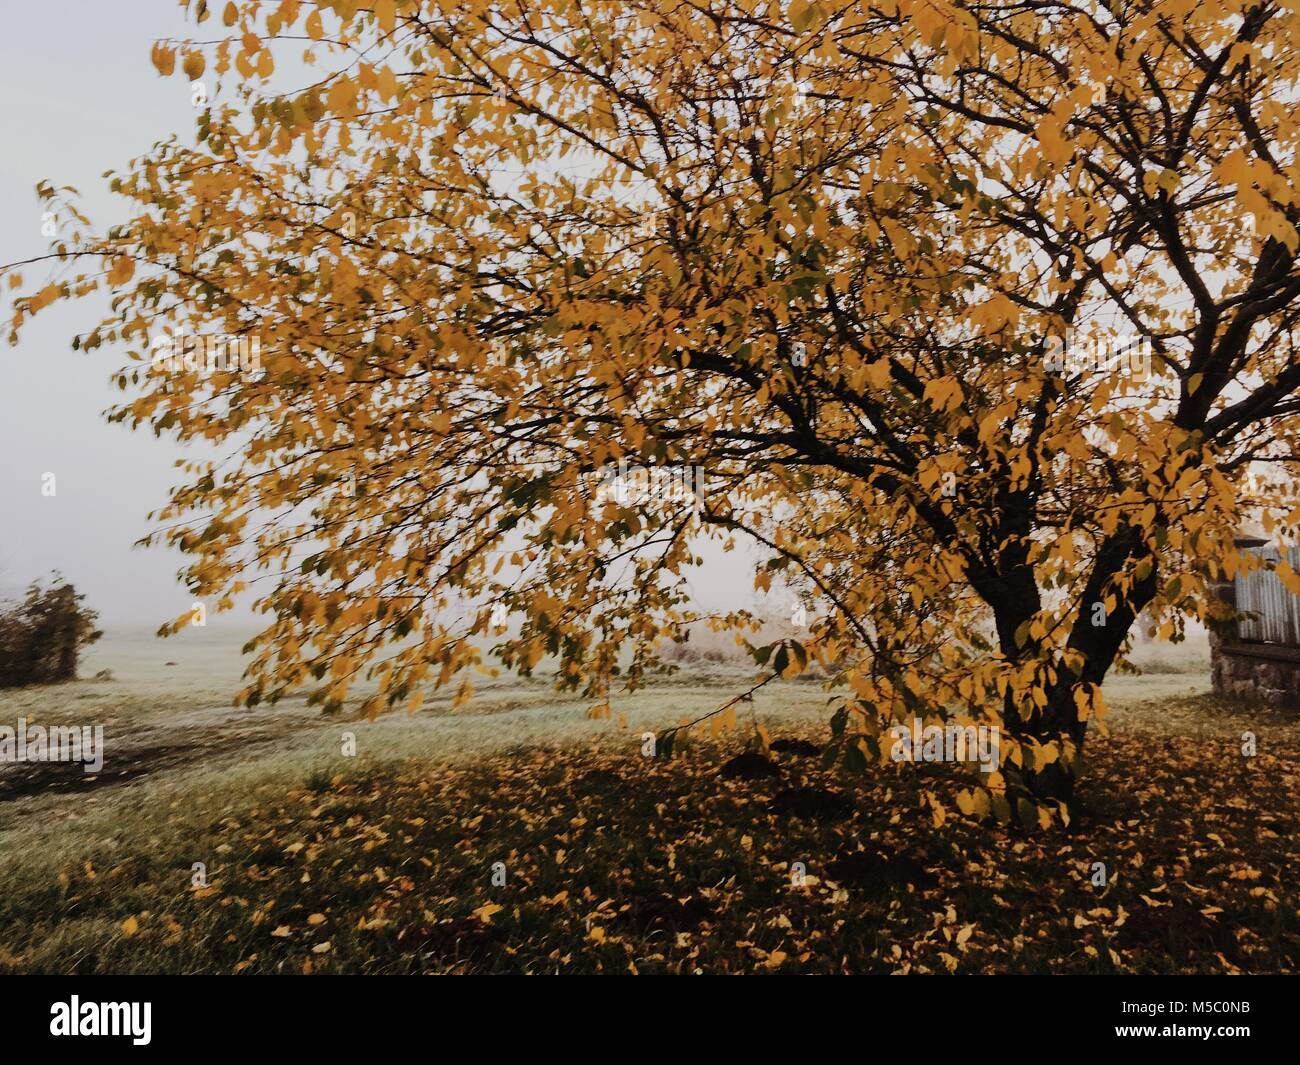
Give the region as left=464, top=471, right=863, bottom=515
left=9, top=0, right=1300, bottom=822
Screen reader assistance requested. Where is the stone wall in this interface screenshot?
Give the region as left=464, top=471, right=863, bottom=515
left=1211, top=640, right=1300, bottom=708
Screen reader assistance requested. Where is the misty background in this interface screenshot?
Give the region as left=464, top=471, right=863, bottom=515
left=0, top=1, right=765, bottom=672
left=0, top=1, right=217, bottom=629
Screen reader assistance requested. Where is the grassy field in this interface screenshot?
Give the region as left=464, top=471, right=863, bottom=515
left=0, top=627, right=1296, bottom=974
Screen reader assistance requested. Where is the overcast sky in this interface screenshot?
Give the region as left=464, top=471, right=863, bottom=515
left=0, top=2, right=764, bottom=631
left=0, top=2, right=221, bottom=626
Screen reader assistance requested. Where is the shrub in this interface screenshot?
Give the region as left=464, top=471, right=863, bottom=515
left=0, top=576, right=102, bottom=688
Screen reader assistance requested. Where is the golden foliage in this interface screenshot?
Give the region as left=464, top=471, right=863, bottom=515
left=9, top=0, right=1300, bottom=815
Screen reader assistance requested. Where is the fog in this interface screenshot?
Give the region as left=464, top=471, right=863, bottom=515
left=0, top=3, right=761, bottom=630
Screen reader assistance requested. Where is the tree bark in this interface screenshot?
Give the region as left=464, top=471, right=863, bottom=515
left=986, top=526, right=1160, bottom=812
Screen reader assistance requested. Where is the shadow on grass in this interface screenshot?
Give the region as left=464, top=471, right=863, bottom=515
left=0, top=718, right=1296, bottom=974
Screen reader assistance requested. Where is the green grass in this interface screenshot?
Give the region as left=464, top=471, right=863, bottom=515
left=0, top=666, right=1296, bottom=974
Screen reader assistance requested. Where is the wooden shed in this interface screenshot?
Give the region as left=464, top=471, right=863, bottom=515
left=1209, top=534, right=1300, bottom=709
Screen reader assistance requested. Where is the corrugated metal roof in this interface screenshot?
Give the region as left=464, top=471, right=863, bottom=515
left=1236, top=544, right=1300, bottom=644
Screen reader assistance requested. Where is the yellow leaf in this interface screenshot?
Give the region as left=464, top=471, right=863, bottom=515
left=1036, top=117, right=1071, bottom=167
left=107, top=257, right=135, bottom=286
left=1278, top=563, right=1300, bottom=595
left=30, top=283, right=61, bottom=313
left=923, top=376, right=963, bottom=413
left=151, top=43, right=176, bottom=76
left=1215, top=150, right=1253, bottom=188
left=121, top=916, right=139, bottom=937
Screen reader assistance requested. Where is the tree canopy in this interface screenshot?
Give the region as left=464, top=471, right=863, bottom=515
left=10, top=0, right=1300, bottom=823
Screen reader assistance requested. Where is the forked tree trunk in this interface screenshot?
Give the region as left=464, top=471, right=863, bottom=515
left=984, top=528, right=1159, bottom=812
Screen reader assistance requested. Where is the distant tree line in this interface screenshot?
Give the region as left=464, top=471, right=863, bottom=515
left=0, top=576, right=101, bottom=688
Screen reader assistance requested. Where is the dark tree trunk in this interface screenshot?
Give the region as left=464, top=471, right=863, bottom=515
left=983, top=525, right=1160, bottom=813
left=1002, top=684, right=1090, bottom=809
